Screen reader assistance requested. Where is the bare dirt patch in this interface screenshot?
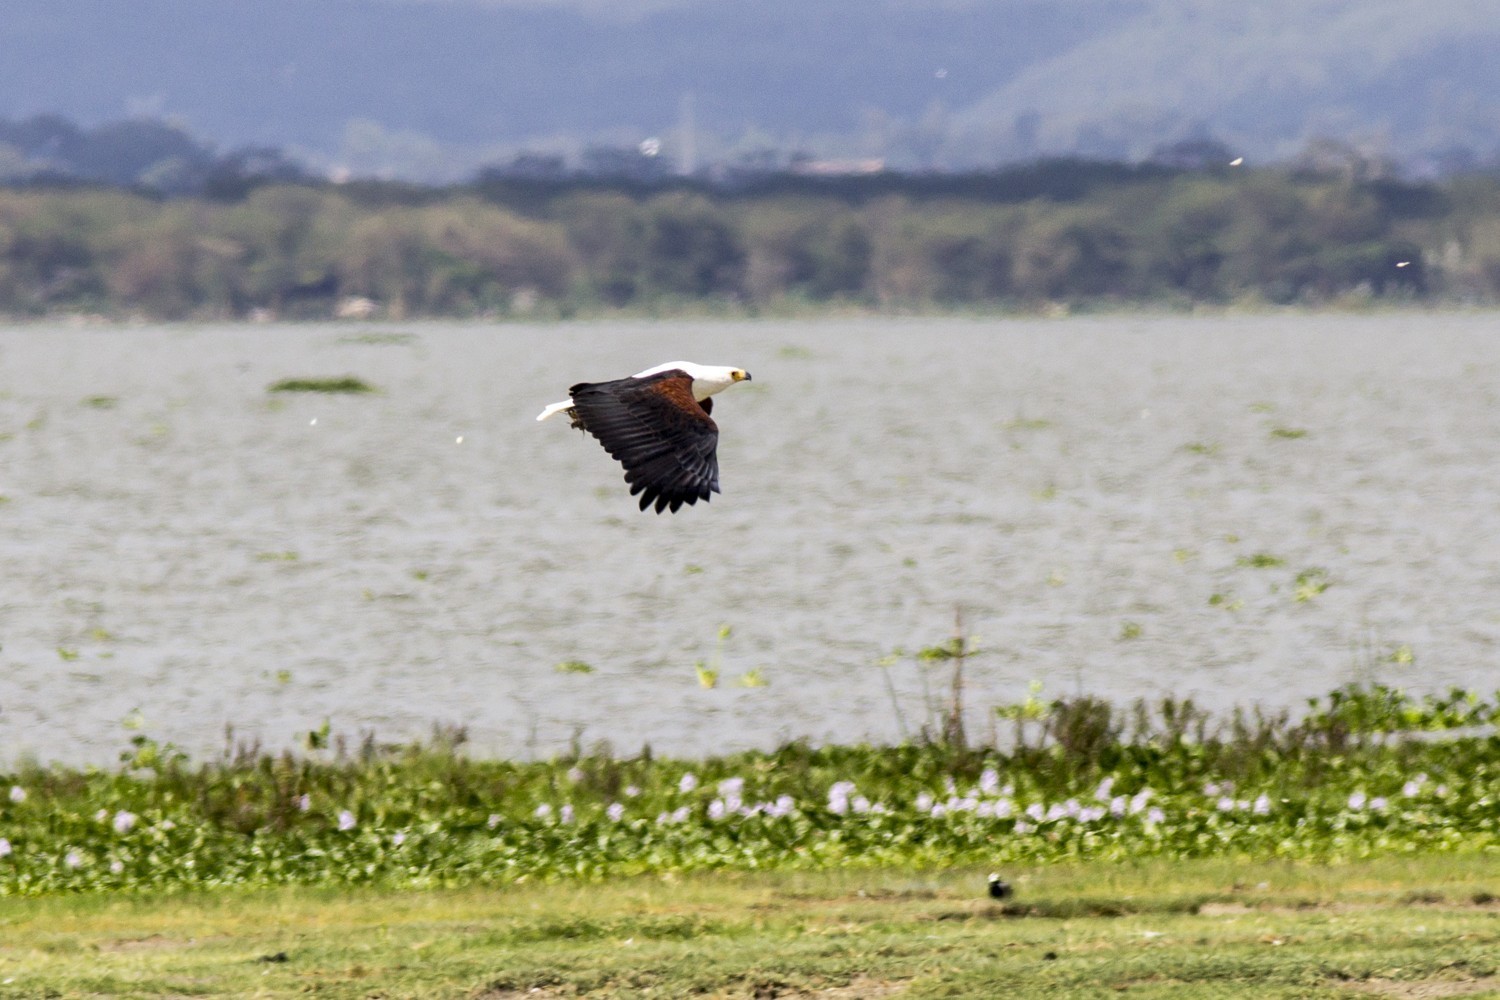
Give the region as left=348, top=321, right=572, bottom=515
left=471, top=976, right=907, bottom=999
left=784, top=976, right=906, bottom=999
left=1341, top=975, right=1500, bottom=998
left=96, top=933, right=197, bottom=953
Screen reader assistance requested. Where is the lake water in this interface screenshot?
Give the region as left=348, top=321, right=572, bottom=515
left=3, top=314, right=1499, bottom=766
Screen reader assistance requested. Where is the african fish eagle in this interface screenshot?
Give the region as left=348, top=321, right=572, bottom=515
left=537, top=361, right=752, bottom=513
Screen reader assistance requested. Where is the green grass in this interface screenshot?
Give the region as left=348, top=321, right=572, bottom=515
left=0, top=856, right=1497, bottom=998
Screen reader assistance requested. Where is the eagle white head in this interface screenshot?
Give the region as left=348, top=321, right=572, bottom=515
left=535, top=361, right=751, bottom=422
left=630, top=361, right=752, bottom=401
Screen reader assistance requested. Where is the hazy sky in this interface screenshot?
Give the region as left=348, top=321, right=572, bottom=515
left=1, top=0, right=1496, bottom=178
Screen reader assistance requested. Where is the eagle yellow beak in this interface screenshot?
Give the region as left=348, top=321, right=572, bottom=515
left=735, top=370, right=752, bottom=382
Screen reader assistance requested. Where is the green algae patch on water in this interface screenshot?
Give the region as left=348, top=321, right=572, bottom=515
left=267, top=376, right=377, bottom=394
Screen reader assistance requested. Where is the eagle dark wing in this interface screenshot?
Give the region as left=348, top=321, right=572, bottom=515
left=567, top=370, right=720, bottom=513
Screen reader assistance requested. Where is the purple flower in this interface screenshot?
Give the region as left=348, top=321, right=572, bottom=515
left=0, top=838, right=11, bottom=858
left=979, top=768, right=1000, bottom=794
left=338, top=810, right=357, bottom=831
left=64, top=850, right=82, bottom=869
left=112, top=811, right=137, bottom=835
left=708, top=800, right=727, bottom=821
left=559, top=805, right=574, bottom=824
left=1347, top=792, right=1367, bottom=811
left=678, top=773, right=698, bottom=794
left=8, top=786, right=25, bottom=804
left=1253, top=794, right=1271, bottom=815
left=606, top=803, right=625, bottom=822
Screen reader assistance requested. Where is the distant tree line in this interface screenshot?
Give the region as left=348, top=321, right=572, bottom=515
left=1, top=162, right=1498, bottom=319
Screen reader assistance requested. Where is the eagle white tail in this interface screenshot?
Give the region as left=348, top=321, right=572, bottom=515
left=536, top=399, right=574, bottom=422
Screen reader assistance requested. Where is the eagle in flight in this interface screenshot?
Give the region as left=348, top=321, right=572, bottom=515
left=537, top=361, right=752, bottom=513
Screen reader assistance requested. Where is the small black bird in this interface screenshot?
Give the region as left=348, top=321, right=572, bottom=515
left=988, top=873, right=1013, bottom=900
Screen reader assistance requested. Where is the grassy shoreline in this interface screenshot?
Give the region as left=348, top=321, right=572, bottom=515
left=3, top=686, right=1499, bottom=994
left=3, top=856, right=1498, bottom=997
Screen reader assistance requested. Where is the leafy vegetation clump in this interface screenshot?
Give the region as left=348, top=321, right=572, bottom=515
left=267, top=376, right=376, bottom=394
left=0, top=684, right=1496, bottom=896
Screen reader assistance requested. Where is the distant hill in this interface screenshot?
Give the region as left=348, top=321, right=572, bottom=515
left=0, top=0, right=1496, bottom=180
left=948, top=0, right=1500, bottom=168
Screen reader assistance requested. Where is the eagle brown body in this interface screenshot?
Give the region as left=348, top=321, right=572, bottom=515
left=537, top=362, right=752, bottom=514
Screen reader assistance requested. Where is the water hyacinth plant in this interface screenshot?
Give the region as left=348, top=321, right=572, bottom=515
left=266, top=376, right=376, bottom=394
left=0, top=685, right=1495, bottom=895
